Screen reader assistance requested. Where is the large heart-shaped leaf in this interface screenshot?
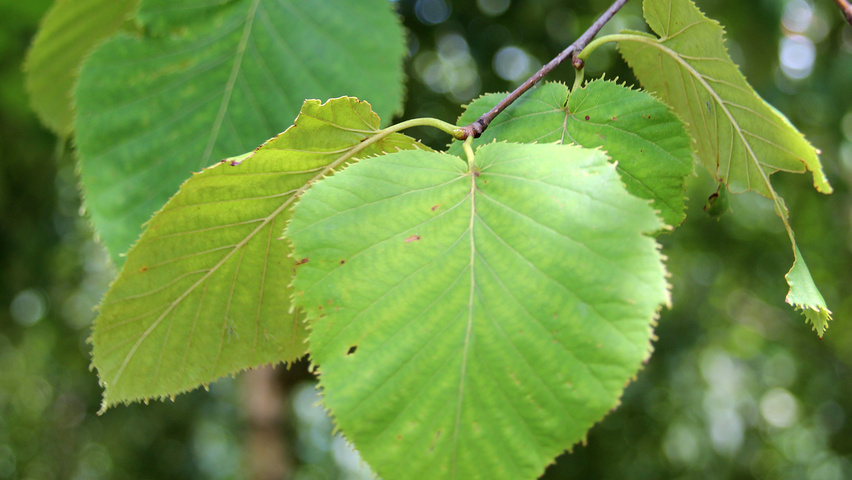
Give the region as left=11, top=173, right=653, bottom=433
left=288, top=142, right=669, bottom=480
left=91, top=97, right=425, bottom=409
left=452, top=80, right=693, bottom=228
left=24, top=0, right=138, bottom=136
left=75, top=0, right=406, bottom=264
left=617, top=0, right=832, bottom=334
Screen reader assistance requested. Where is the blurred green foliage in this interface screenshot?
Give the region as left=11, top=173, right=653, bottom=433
left=1, top=0, right=851, bottom=478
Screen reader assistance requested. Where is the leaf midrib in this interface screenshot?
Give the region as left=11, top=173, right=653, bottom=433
left=200, top=0, right=261, bottom=166
left=107, top=122, right=415, bottom=395
left=450, top=171, right=478, bottom=478
left=623, top=35, right=779, bottom=203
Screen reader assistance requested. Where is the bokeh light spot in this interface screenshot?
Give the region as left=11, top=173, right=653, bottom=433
left=415, top=0, right=451, bottom=26
left=760, top=388, right=799, bottom=428
left=779, top=35, right=815, bottom=80
left=9, top=289, right=47, bottom=327
left=493, top=46, right=534, bottom=82
left=476, top=0, right=510, bottom=17
left=782, top=0, right=813, bottom=33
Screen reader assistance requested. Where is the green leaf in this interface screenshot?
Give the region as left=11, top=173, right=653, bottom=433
left=288, top=142, right=669, bottom=480
left=786, top=246, right=831, bottom=337
left=617, top=0, right=832, bottom=334
left=452, top=80, right=693, bottom=228
left=24, top=0, right=139, bottom=136
left=616, top=0, right=831, bottom=196
left=75, top=0, right=407, bottom=264
left=91, top=97, right=425, bottom=409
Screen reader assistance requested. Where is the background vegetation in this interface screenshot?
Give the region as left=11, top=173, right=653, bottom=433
left=1, top=0, right=851, bottom=478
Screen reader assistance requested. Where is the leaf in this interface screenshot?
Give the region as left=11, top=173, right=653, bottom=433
left=617, top=0, right=832, bottom=334
left=91, top=97, right=425, bottom=409
left=288, top=142, right=669, bottom=480
left=616, top=0, right=831, bottom=196
left=75, top=0, right=407, bottom=264
left=786, top=246, right=831, bottom=336
left=24, top=0, right=139, bottom=136
left=452, top=80, right=693, bottom=228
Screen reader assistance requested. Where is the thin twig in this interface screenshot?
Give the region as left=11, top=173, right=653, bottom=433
left=834, top=0, right=852, bottom=25
left=457, top=0, right=631, bottom=140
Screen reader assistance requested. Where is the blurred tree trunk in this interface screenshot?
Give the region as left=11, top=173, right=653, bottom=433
left=243, top=365, right=291, bottom=480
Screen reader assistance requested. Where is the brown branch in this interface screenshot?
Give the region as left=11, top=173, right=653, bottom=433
left=457, top=0, right=631, bottom=140
left=834, top=0, right=852, bottom=25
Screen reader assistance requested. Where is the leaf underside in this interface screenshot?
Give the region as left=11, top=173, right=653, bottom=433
left=452, top=80, right=693, bottom=228
left=618, top=0, right=832, bottom=334
left=288, top=142, right=669, bottom=480
left=91, top=97, right=425, bottom=409
left=75, top=0, right=407, bottom=264
left=24, top=0, right=139, bottom=136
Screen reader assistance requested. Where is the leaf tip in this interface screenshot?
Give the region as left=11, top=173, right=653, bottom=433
left=785, top=299, right=832, bottom=338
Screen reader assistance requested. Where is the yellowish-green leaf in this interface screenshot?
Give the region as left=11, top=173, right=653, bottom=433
left=288, top=142, right=669, bottom=480
left=617, top=0, right=831, bottom=197
left=786, top=245, right=831, bottom=336
left=91, top=97, right=425, bottom=410
left=617, top=0, right=832, bottom=334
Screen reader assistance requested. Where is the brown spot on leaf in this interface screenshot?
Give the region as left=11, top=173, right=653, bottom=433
left=584, top=115, right=590, bottom=121
left=139, top=266, right=148, bottom=273
left=347, top=345, right=357, bottom=355
left=405, top=235, right=421, bottom=243
left=339, top=260, right=346, bottom=264
left=296, top=257, right=309, bottom=265
left=431, top=204, right=442, bottom=212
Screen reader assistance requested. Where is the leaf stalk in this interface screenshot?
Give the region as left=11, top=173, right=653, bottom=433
left=575, top=33, right=640, bottom=63
left=462, top=136, right=475, bottom=167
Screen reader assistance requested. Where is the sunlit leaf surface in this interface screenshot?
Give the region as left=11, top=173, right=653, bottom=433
left=91, top=97, right=424, bottom=409
left=289, top=142, right=669, bottom=480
